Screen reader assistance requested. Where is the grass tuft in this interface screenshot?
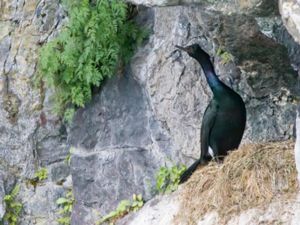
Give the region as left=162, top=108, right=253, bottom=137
left=174, top=141, right=297, bottom=225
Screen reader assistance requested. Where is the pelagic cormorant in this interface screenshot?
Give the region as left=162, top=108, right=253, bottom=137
left=176, top=44, right=246, bottom=183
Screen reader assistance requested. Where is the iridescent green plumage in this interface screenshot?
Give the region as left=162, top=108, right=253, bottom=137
left=176, top=44, right=246, bottom=183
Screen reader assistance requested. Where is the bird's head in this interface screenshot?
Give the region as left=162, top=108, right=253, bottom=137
left=175, top=44, right=210, bottom=61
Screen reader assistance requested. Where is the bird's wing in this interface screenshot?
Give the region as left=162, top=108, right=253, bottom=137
left=200, top=100, right=218, bottom=158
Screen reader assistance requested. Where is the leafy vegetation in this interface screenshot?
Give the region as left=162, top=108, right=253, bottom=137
left=27, top=167, right=48, bottom=187
left=37, top=0, right=147, bottom=121
left=216, top=48, right=234, bottom=65
left=34, top=167, right=48, bottom=181
left=97, top=194, right=144, bottom=225
left=56, top=190, right=74, bottom=225
left=155, top=164, right=187, bottom=194
left=130, top=194, right=144, bottom=212
left=2, top=185, right=22, bottom=225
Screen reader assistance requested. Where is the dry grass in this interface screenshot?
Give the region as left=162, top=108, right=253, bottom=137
left=174, top=141, right=297, bottom=225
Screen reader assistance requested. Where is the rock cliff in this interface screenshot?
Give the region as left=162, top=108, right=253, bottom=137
left=0, top=0, right=300, bottom=224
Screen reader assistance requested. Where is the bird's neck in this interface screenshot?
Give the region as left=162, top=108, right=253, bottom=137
left=195, top=56, right=223, bottom=91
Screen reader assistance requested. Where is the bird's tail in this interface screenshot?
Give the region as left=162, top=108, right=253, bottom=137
left=179, top=159, right=203, bottom=184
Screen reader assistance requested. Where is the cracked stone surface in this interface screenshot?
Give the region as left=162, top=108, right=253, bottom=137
left=127, top=0, right=278, bottom=16
left=0, top=0, right=68, bottom=224
left=68, top=5, right=300, bottom=225
left=117, top=192, right=300, bottom=225
left=280, top=0, right=300, bottom=45
left=0, top=0, right=300, bottom=224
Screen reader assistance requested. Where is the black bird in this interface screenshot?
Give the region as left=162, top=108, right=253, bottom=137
left=176, top=44, right=246, bottom=183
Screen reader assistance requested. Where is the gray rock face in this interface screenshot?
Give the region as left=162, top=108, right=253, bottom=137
left=68, top=4, right=300, bottom=224
left=0, top=163, right=17, bottom=221
left=20, top=182, right=65, bottom=225
left=69, top=75, right=153, bottom=151
left=0, top=0, right=69, bottom=224
left=116, top=193, right=180, bottom=225
left=71, top=148, right=157, bottom=224
left=69, top=73, right=174, bottom=223
left=258, top=16, right=300, bottom=69
left=0, top=0, right=300, bottom=224
left=127, top=0, right=278, bottom=16
left=117, top=192, right=300, bottom=225
left=280, top=0, right=300, bottom=44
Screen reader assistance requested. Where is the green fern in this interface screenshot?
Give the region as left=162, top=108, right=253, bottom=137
left=37, top=0, right=147, bottom=121
left=155, top=164, right=187, bottom=194
left=34, top=167, right=48, bottom=181
left=56, top=190, right=74, bottom=225
left=3, top=185, right=22, bottom=225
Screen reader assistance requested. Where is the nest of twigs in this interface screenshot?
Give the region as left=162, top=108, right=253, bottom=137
left=174, top=141, right=297, bottom=225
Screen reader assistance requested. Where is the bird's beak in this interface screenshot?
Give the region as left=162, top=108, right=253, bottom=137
left=175, top=45, right=191, bottom=54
